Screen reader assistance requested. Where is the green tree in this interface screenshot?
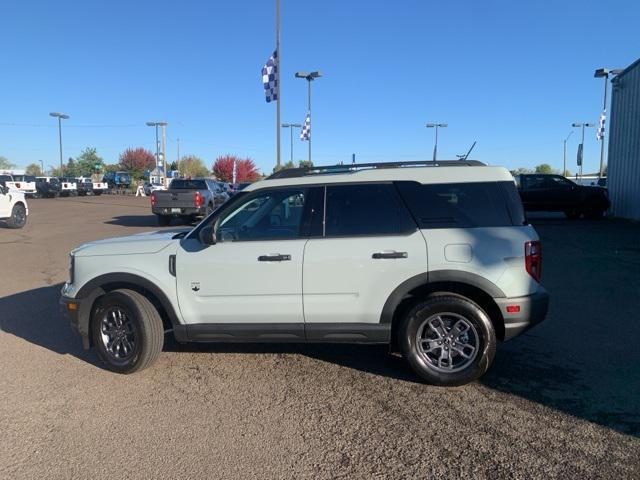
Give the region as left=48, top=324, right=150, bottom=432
left=178, top=155, right=208, bottom=177
left=76, top=147, right=104, bottom=175
left=534, top=163, right=555, bottom=174
left=0, top=156, right=15, bottom=170
left=563, top=169, right=571, bottom=177
left=25, top=163, right=43, bottom=176
left=65, top=158, right=80, bottom=177
left=298, top=159, right=313, bottom=168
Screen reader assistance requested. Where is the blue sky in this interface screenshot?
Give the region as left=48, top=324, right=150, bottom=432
left=1, top=0, right=638, bottom=175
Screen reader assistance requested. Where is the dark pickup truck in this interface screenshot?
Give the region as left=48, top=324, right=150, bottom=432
left=151, top=178, right=229, bottom=226
left=516, top=174, right=610, bottom=219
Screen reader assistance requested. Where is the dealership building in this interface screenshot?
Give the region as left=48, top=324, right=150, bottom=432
left=608, top=58, right=640, bottom=220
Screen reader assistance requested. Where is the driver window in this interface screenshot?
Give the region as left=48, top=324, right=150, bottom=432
left=217, top=188, right=308, bottom=242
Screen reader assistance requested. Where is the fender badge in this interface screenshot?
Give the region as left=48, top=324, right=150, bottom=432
left=190, top=282, right=200, bottom=292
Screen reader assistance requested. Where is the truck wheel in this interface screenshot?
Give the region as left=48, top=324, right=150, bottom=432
left=91, top=289, right=164, bottom=374
left=399, top=295, right=496, bottom=386
left=6, top=203, right=27, bottom=229
left=157, top=215, right=171, bottom=226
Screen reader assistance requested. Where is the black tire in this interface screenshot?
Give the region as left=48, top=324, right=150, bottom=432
left=157, top=215, right=171, bottom=226
left=6, top=203, right=27, bottom=229
left=399, top=294, right=496, bottom=386
left=94, top=191, right=102, bottom=196
left=90, top=289, right=164, bottom=374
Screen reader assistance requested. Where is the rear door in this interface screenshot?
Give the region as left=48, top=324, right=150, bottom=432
left=302, top=183, right=428, bottom=325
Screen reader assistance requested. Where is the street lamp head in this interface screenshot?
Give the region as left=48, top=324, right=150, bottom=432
left=426, top=123, right=435, bottom=128
left=291, top=123, right=302, bottom=128
left=295, top=71, right=309, bottom=78
left=282, top=123, right=291, bottom=127
left=584, top=123, right=596, bottom=127
left=295, top=71, right=322, bottom=80
left=309, top=71, right=322, bottom=79
left=594, top=68, right=610, bottom=78
left=572, top=122, right=582, bottom=127
left=50, top=112, right=69, bottom=119
left=439, top=123, right=448, bottom=128
left=146, top=121, right=156, bottom=126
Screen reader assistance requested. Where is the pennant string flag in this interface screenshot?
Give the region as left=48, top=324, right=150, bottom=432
left=300, top=112, right=311, bottom=141
left=262, top=50, right=278, bottom=103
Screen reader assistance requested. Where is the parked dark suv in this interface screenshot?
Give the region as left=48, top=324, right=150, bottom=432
left=515, top=174, right=610, bottom=219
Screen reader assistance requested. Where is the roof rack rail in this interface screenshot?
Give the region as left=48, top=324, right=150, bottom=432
left=267, top=160, right=486, bottom=180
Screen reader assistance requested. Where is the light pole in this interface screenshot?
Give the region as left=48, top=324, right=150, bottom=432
left=426, top=123, right=448, bottom=162
left=49, top=112, right=69, bottom=173
left=295, top=71, right=322, bottom=164
left=572, top=122, right=595, bottom=181
left=563, top=131, right=573, bottom=176
left=38, top=160, right=44, bottom=175
left=146, top=121, right=168, bottom=185
left=281, top=123, right=302, bottom=164
left=594, top=68, right=623, bottom=178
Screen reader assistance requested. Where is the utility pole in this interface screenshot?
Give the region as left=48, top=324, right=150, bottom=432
left=161, top=124, right=167, bottom=186
left=563, top=131, right=573, bottom=176
left=426, top=123, right=448, bottom=162
left=572, top=122, right=595, bottom=181
left=49, top=112, right=69, bottom=172
left=275, top=0, right=281, bottom=169
left=281, top=123, right=302, bottom=164
left=295, top=71, right=322, bottom=164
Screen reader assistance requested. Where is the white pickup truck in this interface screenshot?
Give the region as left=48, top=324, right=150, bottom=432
left=0, top=173, right=37, bottom=198
left=0, top=183, right=28, bottom=228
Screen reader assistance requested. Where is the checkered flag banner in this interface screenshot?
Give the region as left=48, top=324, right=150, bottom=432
left=597, top=111, right=606, bottom=140
left=262, top=50, right=278, bottom=103
left=300, top=112, right=311, bottom=141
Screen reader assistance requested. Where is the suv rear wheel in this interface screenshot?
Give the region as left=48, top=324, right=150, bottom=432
left=91, top=289, right=164, bottom=373
left=399, top=294, right=496, bottom=386
left=6, top=203, right=27, bottom=229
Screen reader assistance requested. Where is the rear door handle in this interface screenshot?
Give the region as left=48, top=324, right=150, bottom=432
left=258, top=254, right=291, bottom=262
left=372, top=251, right=408, bottom=259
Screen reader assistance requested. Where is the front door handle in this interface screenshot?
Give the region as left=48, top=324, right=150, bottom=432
left=372, top=251, right=408, bottom=259
left=258, top=254, right=291, bottom=262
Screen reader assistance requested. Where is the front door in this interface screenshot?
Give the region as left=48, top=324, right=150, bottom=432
left=176, top=186, right=317, bottom=326
left=303, top=183, right=428, bottom=325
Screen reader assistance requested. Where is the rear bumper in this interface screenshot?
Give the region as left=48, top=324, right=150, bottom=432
left=153, top=206, right=207, bottom=216
left=495, top=288, right=549, bottom=341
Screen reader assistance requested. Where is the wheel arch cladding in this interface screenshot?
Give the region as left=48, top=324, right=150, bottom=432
left=76, top=273, right=179, bottom=345
left=382, top=271, right=506, bottom=345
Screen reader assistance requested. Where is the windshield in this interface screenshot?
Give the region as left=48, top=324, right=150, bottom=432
left=170, top=179, right=207, bottom=190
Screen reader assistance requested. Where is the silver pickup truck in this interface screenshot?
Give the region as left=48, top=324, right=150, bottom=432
left=151, top=178, right=229, bottom=226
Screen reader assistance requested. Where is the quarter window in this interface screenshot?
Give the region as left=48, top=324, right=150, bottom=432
left=396, top=181, right=516, bottom=228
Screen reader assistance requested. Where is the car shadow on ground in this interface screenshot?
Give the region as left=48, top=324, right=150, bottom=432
left=0, top=284, right=100, bottom=368
left=104, top=215, right=197, bottom=228
left=2, top=280, right=638, bottom=437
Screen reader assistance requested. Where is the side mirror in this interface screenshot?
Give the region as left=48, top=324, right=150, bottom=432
left=199, top=224, right=217, bottom=246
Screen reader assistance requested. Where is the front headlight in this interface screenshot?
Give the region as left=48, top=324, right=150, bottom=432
left=69, top=253, right=75, bottom=284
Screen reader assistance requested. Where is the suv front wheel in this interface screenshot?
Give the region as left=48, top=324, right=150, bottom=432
left=399, top=294, right=496, bottom=386
left=91, top=289, right=164, bottom=373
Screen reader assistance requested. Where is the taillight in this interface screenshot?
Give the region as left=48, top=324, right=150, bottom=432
left=525, top=241, right=542, bottom=282
left=194, top=191, right=203, bottom=207
left=151, top=192, right=156, bottom=206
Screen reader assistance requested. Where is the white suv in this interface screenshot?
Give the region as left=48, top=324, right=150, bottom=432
left=0, top=182, right=28, bottom=228
left=60, top=161, right=548, bottom=386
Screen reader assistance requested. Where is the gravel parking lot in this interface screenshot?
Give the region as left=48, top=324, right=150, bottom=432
left=1, top=195, right=639, bottom=479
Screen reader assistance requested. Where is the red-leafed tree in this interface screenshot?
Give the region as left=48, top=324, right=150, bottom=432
left=212, top=155, right=259, bottom=183
left=118, top=148, right=156, bottom=179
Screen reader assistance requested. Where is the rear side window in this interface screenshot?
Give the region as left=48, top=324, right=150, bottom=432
left=325, top=183, right=415, bottom=236
left=396, top=181, right=519, bottom=228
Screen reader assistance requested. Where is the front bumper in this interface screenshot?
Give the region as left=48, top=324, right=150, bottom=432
left=60, top=292, right=95, bottom=350
left=495, top=288, right=549, bottom=341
